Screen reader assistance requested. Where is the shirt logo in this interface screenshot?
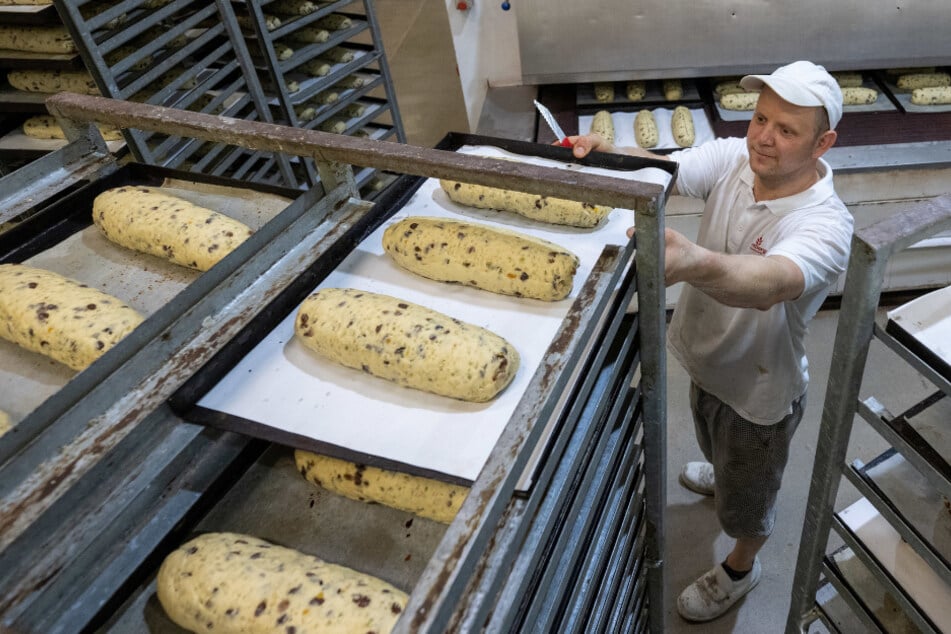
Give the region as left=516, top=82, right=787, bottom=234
left=750, top=236, right=767, bottom=255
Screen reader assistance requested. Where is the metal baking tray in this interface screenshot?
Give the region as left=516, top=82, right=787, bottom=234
left=0, top=162, right=298, bottom=425
left=885, top=284, right=951, bottom=384
left=0, top=3, right=59, bottom=25
left=100, top=442, right=450, bottom=634
left=169, top=131, right=676, bottom=489
left=878, top=69, right=951, bottom=114
left=576, top=78, right=701, bottom=108
left=0, top=50, right=83, bottom=70
left=578, top=104, right=714, bottom=151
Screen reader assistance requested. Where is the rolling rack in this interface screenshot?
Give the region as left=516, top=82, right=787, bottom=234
left=0, top=93, right=672, bottom=633
left=53, top=0, right=299, bottom=187
left=785, top=194, right=951, bottom=632
left=45, top=0, right=402, bottom=193
left=235, top=0, right=404, bottom=194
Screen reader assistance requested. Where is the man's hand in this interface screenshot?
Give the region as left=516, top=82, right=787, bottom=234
left=569, top=133, right=672, bottom=162
left=569, top=133, right=616, bottom=159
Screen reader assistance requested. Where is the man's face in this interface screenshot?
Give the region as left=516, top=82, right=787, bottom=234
left=745, top=87, right=831, bottom=183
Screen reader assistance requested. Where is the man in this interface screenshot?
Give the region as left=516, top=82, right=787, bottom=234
left=569, top=61, right=853, bottom=622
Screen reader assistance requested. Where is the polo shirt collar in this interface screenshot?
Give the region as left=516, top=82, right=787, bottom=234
left=742, top=158, right=835, bottom=215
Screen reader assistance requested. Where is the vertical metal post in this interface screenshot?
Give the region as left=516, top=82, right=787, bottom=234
left=784, top=235, right=887, bottom=632
left=363, top=0, right=407, bottom=143
left=635, top=193, right=668, bottom=634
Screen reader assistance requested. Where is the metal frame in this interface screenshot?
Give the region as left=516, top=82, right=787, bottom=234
left=53, top=0, right=300, bottom=187
left=236, top=0, right=404, bottom=192
left=786, top=194, right=951, bottom=632
left=1, top=94, right=671, bottom=632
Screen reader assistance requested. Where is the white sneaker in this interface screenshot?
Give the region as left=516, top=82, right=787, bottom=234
left=677, top=558, right=762, bottom=622
left=679, top=461, right=715, bottom=495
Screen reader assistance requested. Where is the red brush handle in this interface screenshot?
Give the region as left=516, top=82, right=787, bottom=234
left=558, top=137, right=573, bottom=148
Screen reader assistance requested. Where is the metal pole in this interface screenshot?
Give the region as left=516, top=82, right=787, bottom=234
left=635, top=185, right=668, bottom=634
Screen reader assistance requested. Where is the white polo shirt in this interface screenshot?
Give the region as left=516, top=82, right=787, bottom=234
left=667, top=137, right=853, bottom=424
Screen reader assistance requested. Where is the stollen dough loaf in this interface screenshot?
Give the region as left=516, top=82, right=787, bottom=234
left=439, top=179, right=610, bottom=228
left=92, top=186, right=253, bottom=271
left=294, top=288, right=519, bottom=402
left=0, top=26, right=74, bottom=54
left=7, top=69, right=99, bottom=95
left=22, top=115, right=123, bottom=142
left=295, top=450, right=468, bottom=524
left=0, top=264, right=143, bottom=370
left=382, top=216, right=579, bottom=301
left=157, top=532, right=406, bottom=634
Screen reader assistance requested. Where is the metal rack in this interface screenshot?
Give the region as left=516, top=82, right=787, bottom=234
left=235, top=0, right=404, bottom=194
left=41, top=0, right=402, bottom=192
left=0, top=95, right=670, bottom=633
left=52, top=0, right=301, bottom=187
left=785, top=195, right=951, bottom=633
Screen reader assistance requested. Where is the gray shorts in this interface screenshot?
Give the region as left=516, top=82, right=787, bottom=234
left=689, top=382, right=805, bottom=539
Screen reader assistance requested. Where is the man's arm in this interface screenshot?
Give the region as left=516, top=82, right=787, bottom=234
left=658, top=226, right=805, bottom=310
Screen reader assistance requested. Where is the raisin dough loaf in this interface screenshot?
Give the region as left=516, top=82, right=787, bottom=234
left=0, top=263, right=143, bottom=370
left=7, top=69, right=98, bottom=95
left=22, top=115, right=123, bottom=142
left=295, top=450, right=468, bottom=524
left=382, top=216, right=579, bottom=301
left=295, top=288, right=519, bottom=402
left=0, top=25, right=75, bottom=54
left=439, top=180, right=610, bottom=228
left=93, top=186, right=253, bottom=271
left=157, top=532, right=407, bottom=634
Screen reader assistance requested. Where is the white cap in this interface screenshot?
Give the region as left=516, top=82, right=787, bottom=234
left=740, top=61, right=843, bottom=129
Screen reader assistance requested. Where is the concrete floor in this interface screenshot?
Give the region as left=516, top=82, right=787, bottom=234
left=662, top=307, right=932, bottom=633
left=370, top=7, right=938, bottom=632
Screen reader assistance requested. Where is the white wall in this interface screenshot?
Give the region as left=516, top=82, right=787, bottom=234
left=443, top=1, right=523, bottom=132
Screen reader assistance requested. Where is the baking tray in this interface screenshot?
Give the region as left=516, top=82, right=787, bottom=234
left=713, top=78, right=898, bottom=122
left=577, top=79, right=701, bottom=107
left=169, top=131, right=675, bottom=489
left=879, top=70, right=951, bottom=114
left=0, top=163, right=298, bottom=426
left=0, top=125, right=125, bottom=158
left=885, top=284, right=951, bottom=384
left=101, top=443, right=448, bottom=633
left=0, top=49, right=83, bottom=70
left=578, top=105, right=714, bottom=151
left=0, top=4, right=59, bottom=25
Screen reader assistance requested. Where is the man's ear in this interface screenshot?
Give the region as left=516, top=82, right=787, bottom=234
left=813, top=129, right=837, bottom=158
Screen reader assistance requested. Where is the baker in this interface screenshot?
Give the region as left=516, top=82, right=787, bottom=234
left=569, top=61, right=853, bottom=622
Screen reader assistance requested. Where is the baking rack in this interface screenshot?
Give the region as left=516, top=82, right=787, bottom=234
left=786, top=194, right=951, bottom=633
left=0, top=94, right=673, bottom=634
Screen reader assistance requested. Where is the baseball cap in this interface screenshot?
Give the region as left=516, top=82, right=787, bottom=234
left=740, top=61, right=843, bottom=129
